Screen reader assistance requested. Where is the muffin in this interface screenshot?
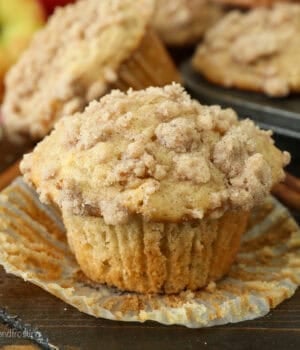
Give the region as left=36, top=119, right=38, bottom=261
left=2, top=0, right=180, bottom=143
left=21, top=84, right=290, bottom=294
left=153, top=0, right=224, bottom=47
left=192, top=4, right=300, bottom=97
left=0, top=0, right=45, bottom=103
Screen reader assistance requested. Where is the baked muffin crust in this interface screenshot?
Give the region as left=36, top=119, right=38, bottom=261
left=21, top=84, right=289, bottom=225
left=193, top=4, right=300, bottom=96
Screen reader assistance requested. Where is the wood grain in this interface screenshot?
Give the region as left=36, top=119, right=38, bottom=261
left=0, top=130, right=32, bottom=191
left=0, top=160, right=21, bottom=191
left=273, top=173, right=300, bottom=212
left=0, top=136, right=26, bottom=175
left=0, top=265, right=300, bottom=350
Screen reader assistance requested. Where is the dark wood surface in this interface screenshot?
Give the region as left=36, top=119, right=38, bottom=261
left=0, top=131, right=31, bottom=173
left=0, top=125, right=300, bottom=350
left=0, top=266, right=300, bottom=350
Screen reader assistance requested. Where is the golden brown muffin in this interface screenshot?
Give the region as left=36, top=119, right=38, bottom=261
left=63, top=208, right=249, bottom=294
left=193, top=4, right=300, bottom=97
left=21, top=84, right=290, bottom=294
left=2, top=0, right=180, bottom=143
left=153, top=0, right=224, bottom=47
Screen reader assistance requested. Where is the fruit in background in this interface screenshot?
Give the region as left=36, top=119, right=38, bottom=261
left=39, top=0, right=75, bottom=15
left=0, top=0, right=45, bottom=101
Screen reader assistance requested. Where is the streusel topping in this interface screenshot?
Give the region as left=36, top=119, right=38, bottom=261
left=153, top=0, right=223, bottom=46
left=193, top=4, right=300, bottom=96
left=21, top=84, right=289, bottom=225
left=2, top=0, right=154, bottom=141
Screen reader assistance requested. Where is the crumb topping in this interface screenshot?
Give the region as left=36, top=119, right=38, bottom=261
left=155, top=118, right=198, bottom=152
left=174, top=153, right=211, bottom=184
left=21, top=84, right=290, bottom=225
left=2, top=0, right=154, bottom=141
left=153, top=0, right=223, bottom=46
left=193, top=3, right=300, bottom=97
left=229, top=153, right=272, bottom=208
left=213, top=120, right=258, bottom=178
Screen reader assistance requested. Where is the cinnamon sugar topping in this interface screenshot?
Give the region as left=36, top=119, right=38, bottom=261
left=153, top=0, right=223, bottom=46
left=193, top=4, right=300, bottom=97
left=21, top=84, right=289, bottom=224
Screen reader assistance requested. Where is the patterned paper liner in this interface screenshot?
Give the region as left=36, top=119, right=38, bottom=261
left=0, top=178, right=299, bottom=328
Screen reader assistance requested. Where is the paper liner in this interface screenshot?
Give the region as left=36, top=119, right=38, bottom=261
left=0, top=178, right=300, bottom=328
left=112, top=29, right=181, bottom=90
left=64, top=210, right=249, bottom=294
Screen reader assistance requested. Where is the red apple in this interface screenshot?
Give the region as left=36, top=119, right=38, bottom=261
left=39, top=0, right=75, bottom=15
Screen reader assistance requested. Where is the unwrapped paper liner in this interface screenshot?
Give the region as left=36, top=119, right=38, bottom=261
left=0, top=178, right=300, bottom=328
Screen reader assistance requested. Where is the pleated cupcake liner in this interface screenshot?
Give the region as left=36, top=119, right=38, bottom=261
left=63, top=209, right=248, bottom=294
left=113, top=29, right=181, bottom=90
left=0, top=178, right=299, bottom=328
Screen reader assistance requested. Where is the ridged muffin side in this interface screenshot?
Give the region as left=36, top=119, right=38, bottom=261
left=64, top=210, right=249, bottom=294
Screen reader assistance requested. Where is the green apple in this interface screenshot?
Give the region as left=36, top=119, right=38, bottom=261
left=0, top=0, right=45, bottom=98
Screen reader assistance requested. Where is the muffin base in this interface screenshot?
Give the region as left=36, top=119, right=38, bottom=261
left=1, top=179, right=300, bottom=327
left=64, top=210, right=249, bottom=294
left=113, top=29, right=181, bottom=90
left=192, top=51, right=295, bottom=98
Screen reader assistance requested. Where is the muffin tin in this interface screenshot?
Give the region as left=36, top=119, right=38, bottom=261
left=181, top=61, right=300, bottom=140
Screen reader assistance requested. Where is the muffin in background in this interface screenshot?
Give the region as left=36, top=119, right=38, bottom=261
left=2, top=0, right=180, bottom=143
left=21, top=84, right=290, bottom=294
left=0, top=0, right=45, bottom=102
left=153, top=0, right=224, bottom=47
left=192, top=3, right=300, bottom=97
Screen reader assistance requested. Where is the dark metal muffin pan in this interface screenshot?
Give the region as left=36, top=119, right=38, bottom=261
left=181, top=61, right=300, bottom=140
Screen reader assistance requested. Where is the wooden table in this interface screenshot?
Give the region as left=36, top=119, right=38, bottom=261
left=0, top=132, right=299, bottom=350
left=0, top=266, right=300, bottom=350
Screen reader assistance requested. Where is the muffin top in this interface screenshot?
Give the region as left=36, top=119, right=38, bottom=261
left=2, top=0, right=154, bottom=142
left=21, top=84, right=290, bottom=225
left=153, top=0, right=223, bottom=46
left=193, top=3, right=300, bottom=97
